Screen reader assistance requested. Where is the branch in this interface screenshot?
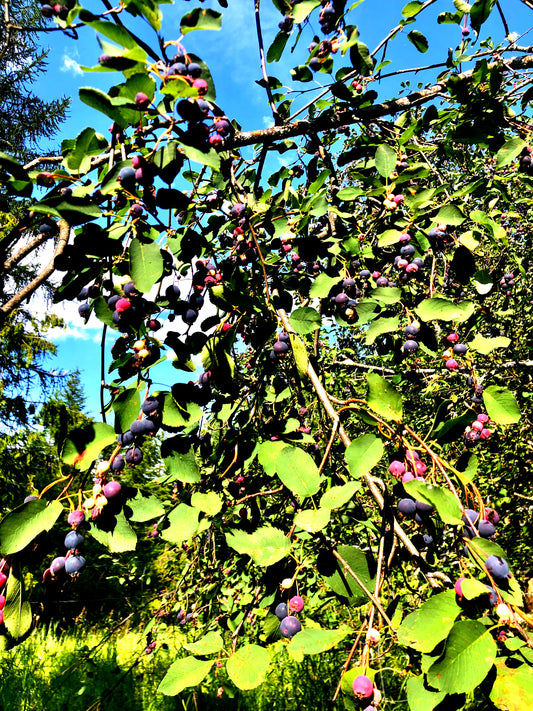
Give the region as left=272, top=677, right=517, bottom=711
left=274, top=304, right=421, bottom=559
left=3, top=230, right=52, bottom=273
left=254, top=0, right=283, bottom=125
left=0, top=219, right=70, bottom=320
left=226, top=53, right=533, bottom=149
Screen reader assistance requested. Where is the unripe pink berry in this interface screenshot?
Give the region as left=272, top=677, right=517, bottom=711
left=288, top=595, right=304, bottom=613
left=446, top=358, right=459, bottom=370
left=352, top=674, right=373, bottom=700
left=389, top=460, right=405, bottom=477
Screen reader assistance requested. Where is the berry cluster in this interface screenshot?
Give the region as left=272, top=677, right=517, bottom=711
left=275, top=595, right=304, bottom=638
left=318, top=1, right=341, bottom=34
left=463, top=412, right=493, bottom=446
left=40, top=2, right=68, bottom=20
left=462, top=507, right=500, bottom=540
left=442, top=332, right=468, bottom=371
left=499, top=271, right=516, bottom=296
left=269, top=330, right=292, bottom=359
left=44, top=530, right=86, bottom=582
left=308, top=37, right=338, bottom=72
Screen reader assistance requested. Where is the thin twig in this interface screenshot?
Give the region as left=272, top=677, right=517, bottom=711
left=254, top=0, right=282, bottom=124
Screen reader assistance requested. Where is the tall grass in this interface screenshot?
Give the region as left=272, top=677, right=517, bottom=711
left=0, top=628, right=348, bottom=711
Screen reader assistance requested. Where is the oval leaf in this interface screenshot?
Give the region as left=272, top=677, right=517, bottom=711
left=226, top=644, right=270, bottom=690
left=345, top=434, right=384, bottom=479
left=483, top=385, right=520, bottom=425
left=158, top=657, right=213, bottom=696
left=427, top=620, right=497, bottom=694
left=275, top=445, right=320, bottom=497
left=366, top=373, right=403, bottom=422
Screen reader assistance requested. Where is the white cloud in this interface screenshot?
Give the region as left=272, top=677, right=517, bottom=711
left=61, top=54, right=83, bottom=76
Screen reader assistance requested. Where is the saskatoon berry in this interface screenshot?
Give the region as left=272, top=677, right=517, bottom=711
left=280, top=616, right=301, bottom=638
left=389, top=460, right=405, bottom=477
left=65, top=555, right=86, bottom=575
left=479, top=520, right=496, bottom=539
left=141, top=397, right=159, bottom=415
left=50, top=557, right=66, bottom=575
left=352, top=675, right=373, bottom=701
left=273, top=341, right=289, bottom=355
left=64, top=531, right=84, bottom=550
left=103, top=481, right=122, bottom=499
left=288, top=595, right=304, bottom=613
left=398, top=498, right=417, bottom=517
left=275, top=602, right=288, bottom=620
left=403, top=339, right=419, bottom=353
left=68, top=509, right=85, bottom=527
left=400, top=244, right=415, bottom=258
left=463, top=509, right=479, bottom=525
left=111, top=454, right=125, bottom=473
left=453, top=343, right=468, bottom=355
left=118, top=430, right=134, bottom=446
left=78, top=303, right=90, bottom=319
left=485, top=555, right=509, bottom=581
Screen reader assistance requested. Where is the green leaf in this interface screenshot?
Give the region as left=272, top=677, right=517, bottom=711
left=159, top=391, right=202, bottom=430
left=123, top=0, right=163, bottom=30
left=79, top=87, right=133, bottom=128
left=402, top=1, right=424, bottom=17
left=415, top=296, right=474, bottom=323
left=490, top=659, right=533, bottom=711
left=294, top=508, right=331, bottom=532
left=87, top=19, right=139, bottom=48
left=377, top=229, right=403, bottom=247
left=375, top=144, right=397, bottom=178
left=291, top=65, right=313, bottom=83
left=337, top=187, right=364, bottom=200
left=290, top=333, right=309, bottom=377
left=226, top=644, right=270, bottom=690
left=292, top=0, right=321, bottom=23
left=267, top=31, right=289, bottom=63
left=288, top=627, right=350, bottom=655
left=275, top=445, right=321, bottom=497
left=129, top=239, right=164, bottom=294
left=180, top=8, right=222, bottom=34
left=191, top=492, right=222, bottom=516
left=406, top=676, right=446, bottom=711
left=470, top=0, right=497, bottom=32
left=62, top=422, right=116, bottom=472
left=309, top=273, right=339, bottom=298
left=366, top=372, right=402, bottom=422
left=496, top=137, right=526, bottom=169
left=454, top=0, right=472, bottom=11
left=163, top=448, right=201, bottom=484
left=108, top=510, right=138, bottom=552
left=180, top=144, right=221, bottom=171
left=364, top=316, right=399, bottom=345
left=225, top=526, right=290, bottom=567
left=158, top=657, right=213, bottom=695
left=434, top=205, right=465, bottom=226
left=161, top=504, right=199, bottom=544
left=112, top=386, right=142, bottom=434
left=257, top=440, right=287, bottom=476
left=289, top=307, right=321, bottom=335
left=403, top=481, right=463, bottom=525
left=397, top=590, right=461, bottom=653
left=469, top=334, right=510, bottom=354
left=427, top=620, right=497, bottom=694
left=322, top=545, right=374, bottom=604
left=184, top=632, right=224, bottom=655
left=370, top=286, right=402, bottom=305
left=349, top=41, right=374, bottom=76
left=127, top=490, right=164, bottom=522
left=320, top=482, right=361, bottom=509
left=483, top=386, right=520, bottom=425
left=408, top=30, right=429, bottom=53
left=4, top=562, right=32, bottom=641
left=345, top=434, right=384, bottom=479
left=0, top=499, right=63, bottom=555
left=473, top=270, right=493, bottom=295
left=64, top=127, right=107, bottom=175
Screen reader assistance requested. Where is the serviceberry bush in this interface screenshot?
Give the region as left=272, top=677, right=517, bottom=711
left=0, top=0, right=533, bottom=708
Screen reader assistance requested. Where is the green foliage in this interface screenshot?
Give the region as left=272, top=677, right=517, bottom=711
left=1, top=0, right=533, bottom=709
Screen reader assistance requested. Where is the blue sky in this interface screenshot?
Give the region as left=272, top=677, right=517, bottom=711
left=29, top=0, right=533, bottom=417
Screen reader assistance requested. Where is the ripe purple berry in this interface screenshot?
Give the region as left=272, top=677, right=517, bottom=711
left=280, top=615, right=301, bottom=638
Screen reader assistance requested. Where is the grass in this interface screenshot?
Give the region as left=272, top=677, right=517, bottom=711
left=0, top=627, right=350, bottom=711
